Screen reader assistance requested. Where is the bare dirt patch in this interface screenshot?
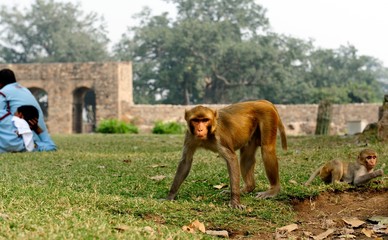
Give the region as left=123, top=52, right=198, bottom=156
left=243, top=190, right=388, bottom=239
left=290, top=189, right=388, bottom=239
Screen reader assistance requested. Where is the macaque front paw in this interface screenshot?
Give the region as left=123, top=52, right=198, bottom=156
left=375, top=169, right=384, bottom=176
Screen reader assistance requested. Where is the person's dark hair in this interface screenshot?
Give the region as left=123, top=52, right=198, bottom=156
left=17, top=105, right=39, bottom=122
left=0, top=68, right=17, bottom=86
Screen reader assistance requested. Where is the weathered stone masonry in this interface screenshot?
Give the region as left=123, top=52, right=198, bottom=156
left=0, top=62, right=380, bottom=135
left=123, top=103, right=379, bottom=135
left=0, top=62, right=133, bottom=134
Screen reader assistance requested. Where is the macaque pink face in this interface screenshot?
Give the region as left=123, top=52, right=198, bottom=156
left=190, top=118, right=210, bottom=139
left=365, top=154, right=377, bottom=170
left=185, top=106, right=216, bottom=140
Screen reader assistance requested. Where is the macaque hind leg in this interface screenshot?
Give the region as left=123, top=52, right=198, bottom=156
left=324, top=160, right=343, bottom=184
left=240, top=140, right=259, bottom=193
left=256, top=144, right=280, bottom=198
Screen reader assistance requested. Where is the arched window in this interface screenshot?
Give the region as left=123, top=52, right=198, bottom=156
left=73, top=87, right=96, bottom=133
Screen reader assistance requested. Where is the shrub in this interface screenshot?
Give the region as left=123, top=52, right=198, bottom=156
left=96, top=119, right=138, bottom=134
left=152, top=121, right=185, bottom=134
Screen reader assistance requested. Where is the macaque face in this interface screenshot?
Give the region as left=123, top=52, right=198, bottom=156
left=190, top=118, right=210, bottom=139
left=185, top=106, right=217, bottom=139
left=359, top=149, right=378, bottom=171
left=364, top=155, right=377, bottom=170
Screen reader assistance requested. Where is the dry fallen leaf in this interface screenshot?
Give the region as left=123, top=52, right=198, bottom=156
left=213, top=184, right=228, bottom=189
left=342, top=218, right=365, bottom=228
left=182, top=220, right=206, bottom=234
left=189, top=220, right=206, bottom=233
left=313, top=228, right=335, bottom=240
left=361, top=228, right=373, bottom=237
left=149, top=175, right=166, bottom=181
left=277, top=223, right=298, bottom=233
left=288, top=179, right=298, bottom=185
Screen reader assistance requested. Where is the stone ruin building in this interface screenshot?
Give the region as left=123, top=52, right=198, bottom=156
left=0, top=62, right=382, bottom=136
left=0, top=62, right=132, bottom=134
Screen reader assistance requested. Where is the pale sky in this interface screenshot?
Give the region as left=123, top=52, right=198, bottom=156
left=2, top=0, right=388, bottom=67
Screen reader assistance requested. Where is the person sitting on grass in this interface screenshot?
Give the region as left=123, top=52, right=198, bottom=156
left=0, top=68, right=56, bottom=151
left=0, top=105, right=44, bottom=153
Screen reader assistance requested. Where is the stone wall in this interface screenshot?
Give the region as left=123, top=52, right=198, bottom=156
left=0, top=62, right=381, bottom=135
left=0, top=62, right=132, bottom=134
left=122, top=103, right=380, bottom=135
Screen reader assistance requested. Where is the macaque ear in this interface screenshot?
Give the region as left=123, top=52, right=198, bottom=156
left=184, top=109, right=189, bottom=122
left=210, top=110, right=218, bottom=134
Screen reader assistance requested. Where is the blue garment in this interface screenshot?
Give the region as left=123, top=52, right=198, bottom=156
left=0, top=83, right=57, bottom=151
left=0, top=110, right=26, bottom=153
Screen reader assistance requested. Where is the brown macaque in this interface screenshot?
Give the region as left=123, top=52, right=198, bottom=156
left=166, top=100, right=287, bottom=209
left=304, top=149, right=384, bottom=186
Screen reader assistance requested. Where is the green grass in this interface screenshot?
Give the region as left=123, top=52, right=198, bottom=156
left=0, top=134, right=386, bottom=239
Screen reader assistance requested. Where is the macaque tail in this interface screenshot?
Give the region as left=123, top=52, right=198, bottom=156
left=304, top=167, right=321, bottom=186
left=272, top=103, right=287, bottom=151
left=277, top=120, right=287, bottom=151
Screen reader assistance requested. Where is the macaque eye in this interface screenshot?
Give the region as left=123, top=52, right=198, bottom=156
left=192, top=118, right=209, bottom=123
left=366, top=155, right=377, bottom=160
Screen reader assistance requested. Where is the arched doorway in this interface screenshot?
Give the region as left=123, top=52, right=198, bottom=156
left=73, top=87, right=96, bottom=133
left=29, top=87, right=48, bottom=121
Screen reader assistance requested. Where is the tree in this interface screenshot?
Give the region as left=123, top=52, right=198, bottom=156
left=0, top=0, right=110, bottom=63
left=114, top=0, right=275, bottom=104
left=302, top=45, right=384, bottom=103
left=114, top=0, right=387, bottom=105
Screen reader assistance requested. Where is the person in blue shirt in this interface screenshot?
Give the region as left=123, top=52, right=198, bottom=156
left=0, top=68, right=56, bottom=152
left=0, top=105, right=41, bottom=153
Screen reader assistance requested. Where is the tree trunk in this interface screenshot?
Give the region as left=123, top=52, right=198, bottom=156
left=315, top=100, right=332, bottom=135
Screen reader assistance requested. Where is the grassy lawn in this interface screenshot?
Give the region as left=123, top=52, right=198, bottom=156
left=0, top=134, right=386, bottom=239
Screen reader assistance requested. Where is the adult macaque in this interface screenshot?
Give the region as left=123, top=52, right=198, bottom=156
left=166, top=100, right=287, bottom=209
left=304, top=149, right=384, bottom=186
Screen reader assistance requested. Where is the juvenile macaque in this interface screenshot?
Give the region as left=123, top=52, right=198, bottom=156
left=304, top=149, right=384, bottom=186
left=166, top=100, right=287, bottom=209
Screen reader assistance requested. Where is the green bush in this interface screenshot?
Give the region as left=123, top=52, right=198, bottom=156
left=152, top=121, right=185, bottom=134
left=96, top=119, right=138, bottom=134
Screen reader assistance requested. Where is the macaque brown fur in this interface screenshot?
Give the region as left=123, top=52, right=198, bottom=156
left=304, top=149, right=384, bottom=186
left=166, top=100, right=287, bottom=208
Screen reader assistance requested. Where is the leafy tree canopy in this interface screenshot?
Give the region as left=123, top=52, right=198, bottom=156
left=114, top=0, right=387, bottom=104
left=0, top=0, right=110, bottom=63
